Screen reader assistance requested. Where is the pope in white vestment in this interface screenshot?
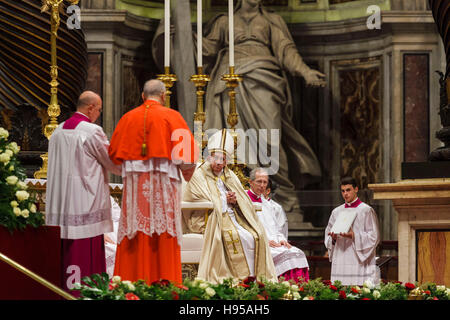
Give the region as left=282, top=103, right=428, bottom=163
left=183, top=129, right=277, bottom=284
left=325, top=178, right=380, bottom=286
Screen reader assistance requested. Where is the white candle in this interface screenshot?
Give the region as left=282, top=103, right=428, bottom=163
left=228, top=0, right=234, bottom=67
left=164, top=0, right=170, bottom=67
left=197, top=0, right=202, bottom=67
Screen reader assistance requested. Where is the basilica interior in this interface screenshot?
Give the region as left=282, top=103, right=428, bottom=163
left=1, top=0, right=449, bottom=286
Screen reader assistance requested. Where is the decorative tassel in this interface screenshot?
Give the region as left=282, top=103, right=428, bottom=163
left=141, top=143, right=147, bottom=157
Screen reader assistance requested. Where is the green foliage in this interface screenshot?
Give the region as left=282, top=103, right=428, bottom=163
left=0, top=128, right=45, bottom=232
left=73, top=274, right=450, bottom=301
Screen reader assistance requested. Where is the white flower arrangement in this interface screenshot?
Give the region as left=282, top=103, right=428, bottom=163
left=0, top=127, right=44, bottom=231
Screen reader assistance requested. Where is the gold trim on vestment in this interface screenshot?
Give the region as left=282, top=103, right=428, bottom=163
left=219, top=176, right=259, bottom=277
left=221, top=212, right=250, bottom=277
left=221, top=128, right=227, bottom=151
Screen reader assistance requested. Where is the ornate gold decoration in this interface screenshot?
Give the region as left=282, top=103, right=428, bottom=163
left=181, top=263, right=199, bottom=281
left=221, top=67, right=247, bottom=186
left=34, top=0, right=79, bottom=179
left=226, top=230, right=240, bottom=254
left=408, top=288, right=425, bottom=300
left=190, top=66, right=210, bottom=157
left=156, top=66, right=177, bottom=108
left=282, top=289, right=293, bottom=300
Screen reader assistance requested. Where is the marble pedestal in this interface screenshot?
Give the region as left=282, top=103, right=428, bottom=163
left=369, top=179, right=450, bottom=285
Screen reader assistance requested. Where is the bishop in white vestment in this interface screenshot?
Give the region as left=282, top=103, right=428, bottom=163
left=247, top=168, right=309, bottom=283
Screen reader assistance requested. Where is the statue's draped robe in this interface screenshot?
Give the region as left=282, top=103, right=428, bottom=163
left=183, top=163, right=277, bottom=283
left=201, top=11, right=321, bottom=212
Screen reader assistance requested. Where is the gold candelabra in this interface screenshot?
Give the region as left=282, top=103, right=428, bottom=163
left=190, top=66, right=210, bottom=157
left=221, top=66, right=248, bottom=187
left=34, top=0, right=79, bottom=179
left=157, top=66, right=177, bottom=108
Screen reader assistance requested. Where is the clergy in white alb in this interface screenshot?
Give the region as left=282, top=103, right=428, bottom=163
left=183, top=129, right=277, bottom=284
left=46, top=91, right=121, bottom=295
left=325, top=177, right=380, bottom=286
left=264, top=179, right=288, bottom=239
left=247, top=168, right=309, bottom=283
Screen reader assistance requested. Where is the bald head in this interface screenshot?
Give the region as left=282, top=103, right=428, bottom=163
left=77, top=91, right=100, bottom=109
left=76, top=91, right=102, bottom=123
left=142, top=79, right=166, bottom=103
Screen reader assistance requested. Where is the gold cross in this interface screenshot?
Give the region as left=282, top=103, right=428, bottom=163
left=226, top=230, right=239, bottom=254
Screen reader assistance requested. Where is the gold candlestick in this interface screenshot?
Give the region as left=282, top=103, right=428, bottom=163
left=190, top=66, right=210, bottom=156
left=157, top=66, right=177, bottom=108
left=221, top=66, right=247, bottom=187
left=221, top=66, right=242, bottom=130
left=34, top=0, right=79, bottom=179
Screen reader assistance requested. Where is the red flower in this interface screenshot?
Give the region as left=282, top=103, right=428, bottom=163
left=339, top=290, right=346, bottom=299
left=125, top=293, right=140, bottom=300
left=405, top=283, right=415, bottom=290
left=329, top=285, right=338, bottom=291
left=151, top=280, right=162, bottom=286
left=256, top=281, right=265, bottom=288
left=108, top=283, right=116, bottom=290
left=394, top=281, right=402, bottom=285
left=152, top=279, right=170, bottom=287
left=172, top=291, right=179, bottom=300
left=239, top=283, right=250, bottom=288
left=299, top=287, right=305, bottom=292
left=160, top=279, right=171, bottom=287
left=256, top=294, right=266, bottom=300
left=424, top=290, right=431, bottom=295
left=361, top=298, right=370, bottom=300
left=322, top=280, right=332, bottom=286
left=351, top=287, right=360, bottom=294
left=243, top=276, right=256, bottom=284
left=433, top=297, right=439, bottom=300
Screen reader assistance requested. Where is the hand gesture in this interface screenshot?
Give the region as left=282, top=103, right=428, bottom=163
left=104, top=234, right=115, bottom=245
left=303, top=69, right=326, bottom=87
left=268, top=240, right=281, bottom=248
left=328, top=232, right=338, bottom=241
left=226, top=191, right=237, bottom=206
left=339, top=228, right=354, bottom=240
left=279, top=240, right=292, bottom=249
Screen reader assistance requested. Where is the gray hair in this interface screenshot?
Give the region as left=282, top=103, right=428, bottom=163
left=142, top=79, right=165, bottom=99
left=249, top=167, right=269, bottom=181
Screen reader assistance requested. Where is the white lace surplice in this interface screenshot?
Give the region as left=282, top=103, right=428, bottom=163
left=118, top=158, right=183, bottom=246
left=46, top=122, right=120, bottom=239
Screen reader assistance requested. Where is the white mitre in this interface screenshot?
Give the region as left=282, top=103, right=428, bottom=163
left=207, top=129, right=234, bottom=158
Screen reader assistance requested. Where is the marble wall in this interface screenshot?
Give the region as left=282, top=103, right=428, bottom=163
left=403, top=54, right=430, bottom=163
